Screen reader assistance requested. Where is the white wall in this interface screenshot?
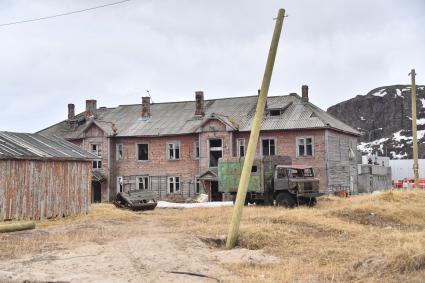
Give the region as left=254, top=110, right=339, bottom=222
left=389, top=159, right=425, bottom=180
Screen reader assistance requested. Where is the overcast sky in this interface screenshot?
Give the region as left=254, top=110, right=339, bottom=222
left=1, top=0, right=424, bottom=132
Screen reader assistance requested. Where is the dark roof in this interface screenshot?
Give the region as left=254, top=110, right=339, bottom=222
left=0, top=132, right=97, bottom=161
left=39, top=94, right=361, bottom=139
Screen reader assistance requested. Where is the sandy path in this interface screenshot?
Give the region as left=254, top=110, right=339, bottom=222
left=0, top=217, right=234, bottom=283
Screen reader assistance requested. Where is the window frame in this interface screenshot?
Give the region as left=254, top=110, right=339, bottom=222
left=167, top=141, right=181, bottom=160
left=90, top=143, right=102, bottom=157
left=136, top=143, right=149, bottom=161
left=296, top=136, right=314, bottom=158
left=136, top=176, right=150, bottom=190
left=237, top=138, right=246, bottom=157
left=116, top=143, right=123, bottom=161
left=194, top=138, right=200, bottom=159
left=167, top=176, right=181, bottom=194
left=117, top=176, right=123, bottom=193
left=92, top=159, right=102, bottom=169
left=261, top=137, right=277, bottom=157
left=208, top=138, right=223, bottom=168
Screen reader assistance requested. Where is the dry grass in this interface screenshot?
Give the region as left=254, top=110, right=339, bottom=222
left=155, top=190, right=425, bottom=283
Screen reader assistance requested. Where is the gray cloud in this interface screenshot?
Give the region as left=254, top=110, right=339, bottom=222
left=0, top=0, right=424, bottom=132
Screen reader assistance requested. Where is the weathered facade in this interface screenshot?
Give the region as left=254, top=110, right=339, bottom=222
left=39, top=86, right=361, bottom=202
left=0, top=132, right=95, bottom=220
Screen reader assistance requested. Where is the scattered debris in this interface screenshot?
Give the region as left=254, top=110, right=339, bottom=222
left=114, top=190, right=157, bottom=211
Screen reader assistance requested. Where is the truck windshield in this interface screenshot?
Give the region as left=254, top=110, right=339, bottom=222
left=303, top=168, right=314, bottom=177
left=288, top=168, right=314, bottom=178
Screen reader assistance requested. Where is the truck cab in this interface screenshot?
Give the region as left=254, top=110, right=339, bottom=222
left=273, top=165, right=322, bottom=207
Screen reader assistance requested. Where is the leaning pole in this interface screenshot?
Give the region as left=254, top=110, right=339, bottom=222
left=409, top=69, right=419, bottom=188
left=226, top=8, right=285, bottom=249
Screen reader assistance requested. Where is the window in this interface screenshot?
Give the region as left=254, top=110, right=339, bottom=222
left=92, top=160, right=102, bottom=169
left=116, top=144, right=123, bottom=161
left=297, top=137, right=313, bottom=157
left=90, top=143, right=102, bottom=157
left=277, top=168, right=287, bottom=179
left=194, top=138, right=200, bottom=159
left=269, top=109, right=281, bottom=116
left=168, top=176, right=180, bottom=194
left=117, top=176, right=123, bottom=193
left=209, top=139, right=223, bottom=167
left=137, top=176, right=149, bottom=190
left=167, top=141, right=180, bottom=160
left=237, top=138, right=245, bottom=157
left=251, top=165, right=258, bottom=173
left=137, top=144, right=149, bottom=161
left=262, top=139, right=276, bottom=156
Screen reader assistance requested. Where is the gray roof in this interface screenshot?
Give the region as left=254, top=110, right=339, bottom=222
left=39, top=94, right=361, bottom=139
left=0, top=132, right=97, bottom=161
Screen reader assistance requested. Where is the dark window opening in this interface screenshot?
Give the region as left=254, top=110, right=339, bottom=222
left=138, top=144, right=149, bottom=160
left=209, top=139, right=222, bottom=167
left=277, top=168, right=286, bottom=179
left=262, top=139, right=276, bottom=156
left=269, top=109, right=281, bottom=116
left=251, top=165, right=258, bottom=173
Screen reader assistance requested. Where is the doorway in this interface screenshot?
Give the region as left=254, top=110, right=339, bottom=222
left=92, top=181, right=101, bottom=203
left=210, top=181, right=222, bottom=201
left=209, top=139, right=223, bottom=167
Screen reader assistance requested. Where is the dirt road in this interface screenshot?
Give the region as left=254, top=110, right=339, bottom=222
left=0, top=214, right=237, bottom=283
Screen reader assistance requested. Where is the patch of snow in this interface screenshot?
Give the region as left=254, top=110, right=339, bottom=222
left=157, top=201, right=233, bottom=209
left=392, top=130, right=412, bottom=142
left=418, top=130, right=425, bottom=140
left=402, top=86, right=411, bottom=92
left=418, top=118, right=425, bottom=126
left=419, top=86, right=424, bottom=90
left=357, top=137, right=389, bottom=153
left=396, top=89, right=402, bottom=96
left=371, top=89, right=387, bottom=97
left=360, top=116, right=366, bottom=121
left=420, top=98, right=425, bottom=108
left=390, top=151, right=408, bottom=160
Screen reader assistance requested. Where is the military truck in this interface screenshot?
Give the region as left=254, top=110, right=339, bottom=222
left=218, top=156, right=322, bottom=207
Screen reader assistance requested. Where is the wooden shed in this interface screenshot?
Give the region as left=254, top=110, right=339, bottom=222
left=0, top=132, right=96, bottom=220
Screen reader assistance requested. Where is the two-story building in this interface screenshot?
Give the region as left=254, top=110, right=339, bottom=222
left=39, top=86, right=361, bottom=202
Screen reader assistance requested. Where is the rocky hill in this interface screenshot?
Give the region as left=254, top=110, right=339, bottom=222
left=327, top=85, right=425, bottom=159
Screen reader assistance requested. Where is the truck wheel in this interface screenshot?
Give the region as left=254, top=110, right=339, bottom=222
left=307, top=197, right=317, bottom=207
left=276, top=192, right=296, bottom=208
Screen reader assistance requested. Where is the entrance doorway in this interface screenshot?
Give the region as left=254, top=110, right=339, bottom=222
left=92, top=181, right=101, bottom=203
left=210, top=181, right=222, bottom=201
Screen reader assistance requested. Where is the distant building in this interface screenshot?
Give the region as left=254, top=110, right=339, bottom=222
left=389, top=159, right=425, bottom=181
left=39, top=86, right=361, bottom=201
left=0, top=132, right=95, bottom=220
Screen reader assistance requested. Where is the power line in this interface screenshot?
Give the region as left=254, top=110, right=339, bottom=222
left=0, top=0, right=131, bottom=28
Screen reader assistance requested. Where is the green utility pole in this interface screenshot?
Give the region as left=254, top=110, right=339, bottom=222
left=226, top=8, right=285, bottom=250
left=409, top=69, right=420, bottom=188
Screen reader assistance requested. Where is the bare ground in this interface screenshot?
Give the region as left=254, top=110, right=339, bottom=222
left=1, top=190, right=425, bottom=283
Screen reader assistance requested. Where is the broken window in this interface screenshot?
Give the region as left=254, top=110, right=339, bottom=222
left=194, top=138, right=200, bottom=159
left=117, top=176, right=123, bottom=193
left=90, top=143, right=102, bottom=157
left=209, top=139, right=222, bottom=167
left=195, top=178, right=202, bottom=194
left=137, top=176, right=149, bottom=190
left=116, top=144, right=123, bottom=161
left=167, top=141, right=180, bottom=160
left=168, top=176, right=180, bottom=194
left=237, top=138, right=245, bottom=157
left=297, top=137, right=313, bottom=157
left=262, top=139, right=276, bottom=156
left=137, top=144, right=149, bottom=161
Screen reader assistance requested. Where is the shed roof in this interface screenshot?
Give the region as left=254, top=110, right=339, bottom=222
left=39, top=94, right=361, bottom=138
left=0, top=132, right=97, bottom=161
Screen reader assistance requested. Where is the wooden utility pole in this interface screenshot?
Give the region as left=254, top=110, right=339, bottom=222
left=226, top=8, right=285, bottom=249
left=409, top=69, right=420, bottom=188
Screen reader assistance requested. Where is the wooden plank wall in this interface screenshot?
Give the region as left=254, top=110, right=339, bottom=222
left=0, top=160, right=91, bottom=220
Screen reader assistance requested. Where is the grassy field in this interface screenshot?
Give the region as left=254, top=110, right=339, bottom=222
left=1, top=190, right=424, bottom=282
left=156, top=190, right=425, bottom=282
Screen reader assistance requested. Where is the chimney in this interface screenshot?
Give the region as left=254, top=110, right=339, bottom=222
left=68, top=103, right=75, bottom=120
left=195, top=91, right=204, bottom=116
left=301, top=85, right=309, bottom=103
left=85, top=99, right=97, bottom=118
left=141, top=96, right=151, bottom=119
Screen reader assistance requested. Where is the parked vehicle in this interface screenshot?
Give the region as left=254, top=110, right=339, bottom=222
left=218, top=156, right=323, bottom=207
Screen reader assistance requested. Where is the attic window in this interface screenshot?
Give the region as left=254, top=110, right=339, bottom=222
left=269, top=109, right=281, bottom=116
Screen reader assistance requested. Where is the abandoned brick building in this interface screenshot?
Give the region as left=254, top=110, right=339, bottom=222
left=39, top=86, right=361, bottom=202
